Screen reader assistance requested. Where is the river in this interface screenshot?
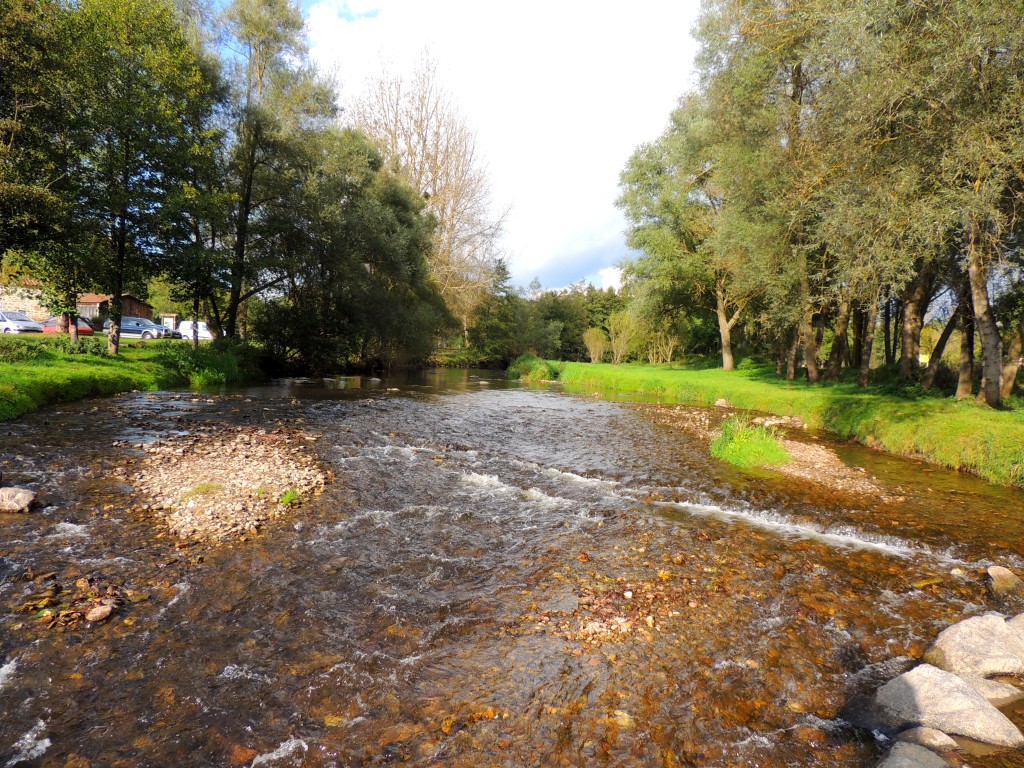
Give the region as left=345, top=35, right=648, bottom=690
left=1, top=369, right=1022, bottom=767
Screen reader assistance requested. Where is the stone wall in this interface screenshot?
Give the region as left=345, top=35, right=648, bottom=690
left=0, top=286, right=48, bottom=321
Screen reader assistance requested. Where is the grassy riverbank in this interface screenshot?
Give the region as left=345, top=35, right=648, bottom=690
left=555, top=361, right=1024, bottom=489
left=0, top=336, right=259, bottom=422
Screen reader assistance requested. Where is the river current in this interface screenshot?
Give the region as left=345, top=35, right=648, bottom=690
left=1, top=370, right=1023, bottom=767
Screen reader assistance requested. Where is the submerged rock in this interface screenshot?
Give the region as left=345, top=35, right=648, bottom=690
left=869, top=663, right=1024, bottom=747
left=923, top=613, right=1024, bottom=677
left=875, top=742, right=952, bottom=768
left=988, top=566, right=1024, bottom=597
left=0, top=487, right=36, bottom=514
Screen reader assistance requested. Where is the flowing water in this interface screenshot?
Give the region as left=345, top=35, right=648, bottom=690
left=1, top=370, right=1023, bottom=767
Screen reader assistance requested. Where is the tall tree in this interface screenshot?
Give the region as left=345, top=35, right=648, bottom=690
left=220, top=0, right=335, bottom=338
left=70, top=0, right=215, bottom=354
left=351, top=53, right=505, bottom=339
left=618, top=95, right=758, bottom=370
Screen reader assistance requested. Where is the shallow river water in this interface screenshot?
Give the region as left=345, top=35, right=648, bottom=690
left=1, top=370, right=1023, bottom=767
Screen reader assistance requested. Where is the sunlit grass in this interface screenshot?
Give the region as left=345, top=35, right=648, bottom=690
left=710, top=417, right=790, bottom=469
left=556, top=362, right=1024, bottom=489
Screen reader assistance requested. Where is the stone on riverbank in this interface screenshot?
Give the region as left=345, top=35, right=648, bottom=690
left=869, top=663, right=1024, bottom=747
left=989, top=566, right=1024, bottom=598
left=875, top=742, right=952, bottom=768
left=0, top=487, right=35, bottom=513
left=922, top=613, right=1024, bottom=678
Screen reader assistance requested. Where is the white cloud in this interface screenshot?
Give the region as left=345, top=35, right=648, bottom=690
left=306, top=0, right=702, bottom=288
left=599, top=266, right=623, bottom=291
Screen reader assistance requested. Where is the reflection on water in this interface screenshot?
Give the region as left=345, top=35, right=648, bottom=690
left=0, top=372, right=1022, bottom=767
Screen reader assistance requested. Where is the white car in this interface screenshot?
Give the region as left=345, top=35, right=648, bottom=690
left=0, top=310, right=43, bottom=334
left=178, top=320, right=217, bottom=341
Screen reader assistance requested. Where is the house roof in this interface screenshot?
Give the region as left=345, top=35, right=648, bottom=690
left=78, top=293, right=152, bottom=308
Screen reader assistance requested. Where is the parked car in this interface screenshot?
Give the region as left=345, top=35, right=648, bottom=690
left=41, top=317, right=95, bottom=335
left=0, top=310, right=43, bottom=334
left=177, top=320, right=217, bottom=341
left=102, top=316, right=167, bottom=339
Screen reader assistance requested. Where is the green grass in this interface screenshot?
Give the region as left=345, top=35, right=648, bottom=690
left=710, top=416, right=791, bottom=469
left=556, top=361, right=1024, bottom=489
left=0, top=335, right=261, bottom=422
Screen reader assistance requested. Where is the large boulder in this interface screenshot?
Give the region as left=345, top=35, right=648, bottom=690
left=923, top=613, right=1024, bottom=677
left=989, top=566, right=1024, bottom=598
left=870, top=664, right=1024, bottom=747
left=1009, top=613, right=1024, bottom=640
left=875, top=742, right=952, bottom=768
left=0, top=487, right=35, bottom=514
left=963, top=676, right=1024, bottom=707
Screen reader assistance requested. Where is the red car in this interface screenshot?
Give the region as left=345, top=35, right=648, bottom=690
left=41, top=317, right=95, bottom=335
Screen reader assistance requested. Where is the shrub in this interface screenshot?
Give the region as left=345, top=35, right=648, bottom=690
left=507, top=354, right=561, bottom=381
left=39, top=334, right=107, bottom=356
left=0, top=336, right=46, bottom=363
left=582, top=327, right=609, bottom=364
left=710, top=417, right=790, bottom=469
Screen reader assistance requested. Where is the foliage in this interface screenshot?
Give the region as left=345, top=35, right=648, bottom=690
left=607, top=312, right=642, bottom=364
left=506, top=354, right=561, bottom=382
left=351, top=53, right=504, bottom=331
left=710, top=417, right=790, bottom=469
left=0, top=336, right=46, bottom=363
left=583, top=327, right=609, bottom=364
left=277, top=488, right=299, bottom=505
left=156, top=339, right=260, bottom=387
left=615, top=0, right=1024, bottom=403
left=37, top=334, right=107, bottom=357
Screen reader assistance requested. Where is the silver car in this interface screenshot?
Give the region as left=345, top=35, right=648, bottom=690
left=102, top=316, right=167, bottom=339
left=0, top=310, right=44, bottom=334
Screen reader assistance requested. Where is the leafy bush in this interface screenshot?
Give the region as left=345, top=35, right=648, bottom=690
left=506, top=354, right=561, bottom=381
left=156, top=340, right=261, bottom=387
left=710, top=417, right=791, bottom=469
left=0, top=336, right=46, bottom=363
left=39, top=334, right=107, bottom=356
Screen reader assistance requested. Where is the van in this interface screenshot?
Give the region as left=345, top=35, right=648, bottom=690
left=177, top=320, right=217, bottom=341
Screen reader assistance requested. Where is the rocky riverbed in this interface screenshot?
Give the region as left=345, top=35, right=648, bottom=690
left=111, top=423, right=330, bottom=542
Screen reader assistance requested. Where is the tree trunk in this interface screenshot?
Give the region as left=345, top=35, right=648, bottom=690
left=882, top=299, right=893, bottom=365
left=850, top=302, right=864, bottom=372
left=966, top=224, right=1002, bottom=406
left=800, top=270, right=819, bottom=383
left=898, top=263, right=934, bottom=383
left=225, top=121, right=260, bottom=339
left=785, top=330, right=800, bottom=381
left=715, top=279, right=735, bottom=371
left=826, top=296, right=852, bottom=382
left=921, top=305, right=959, bottom=390
left=957, top=306, right=975, bottom=399
left=69, top=314, right=79, bottom=342
left=858, top=287, right=881, bottom=388
left=999, top=317, right=1023, bottom=399
left=191, top=296, right=200, bottom=349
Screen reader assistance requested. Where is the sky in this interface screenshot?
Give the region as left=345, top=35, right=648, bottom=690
left=304, top=1, right=703, bottom=291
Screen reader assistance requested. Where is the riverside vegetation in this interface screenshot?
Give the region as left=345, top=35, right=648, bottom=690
left=509, top=357, right=1024, bottom=490
left=0, top=335, right=259, bottom=422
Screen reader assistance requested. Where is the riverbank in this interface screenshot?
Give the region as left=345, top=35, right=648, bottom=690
left=555, top=362, right=1024, bottom=490
left=0, top=336, right=258, bottom=421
